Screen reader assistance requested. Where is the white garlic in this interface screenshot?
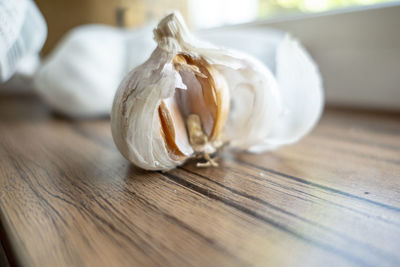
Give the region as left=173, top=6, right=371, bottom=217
left=111, top=12, right=323, bottom=171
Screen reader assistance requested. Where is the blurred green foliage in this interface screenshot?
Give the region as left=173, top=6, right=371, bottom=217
left=259, top=0, right=395, bottom=17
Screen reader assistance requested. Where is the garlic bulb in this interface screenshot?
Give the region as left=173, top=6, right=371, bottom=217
left=111, top=12, right=323, bottom=171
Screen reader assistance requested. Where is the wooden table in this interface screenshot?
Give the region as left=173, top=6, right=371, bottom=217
left=0, top=95, right=399, bottom=267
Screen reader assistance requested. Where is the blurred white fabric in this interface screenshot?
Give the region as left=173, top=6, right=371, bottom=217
left=34, top=24, right=156, bottom=117
left=0, top=0, right=47, bottom=82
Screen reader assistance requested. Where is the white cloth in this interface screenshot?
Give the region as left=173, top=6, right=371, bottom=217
left=0, top=0, right=47, bottom=82
left=34, top=24, right=156, bottom=117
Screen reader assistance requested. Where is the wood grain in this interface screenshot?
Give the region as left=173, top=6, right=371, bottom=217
left=0, top=95, right=399, bottom=267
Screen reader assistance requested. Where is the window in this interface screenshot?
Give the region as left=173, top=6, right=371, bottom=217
left=188, top=0, right=396, bottom=28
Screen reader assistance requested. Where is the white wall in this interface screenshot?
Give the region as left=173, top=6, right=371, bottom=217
left=233, top=3, right=400, bottom=110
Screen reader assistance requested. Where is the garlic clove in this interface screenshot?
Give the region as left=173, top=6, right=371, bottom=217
left=197, top=29, right=323, bottom=152
left=158, top=96, right=193, bottom=159
left=259, top=35, right=323, bottom=150
left=112, top=47, right=190, bottom=171
left=173, top=54, right=230, bottom=141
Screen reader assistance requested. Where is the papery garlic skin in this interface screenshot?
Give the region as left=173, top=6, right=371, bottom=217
left=112, top=48, right=188, bottom=170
